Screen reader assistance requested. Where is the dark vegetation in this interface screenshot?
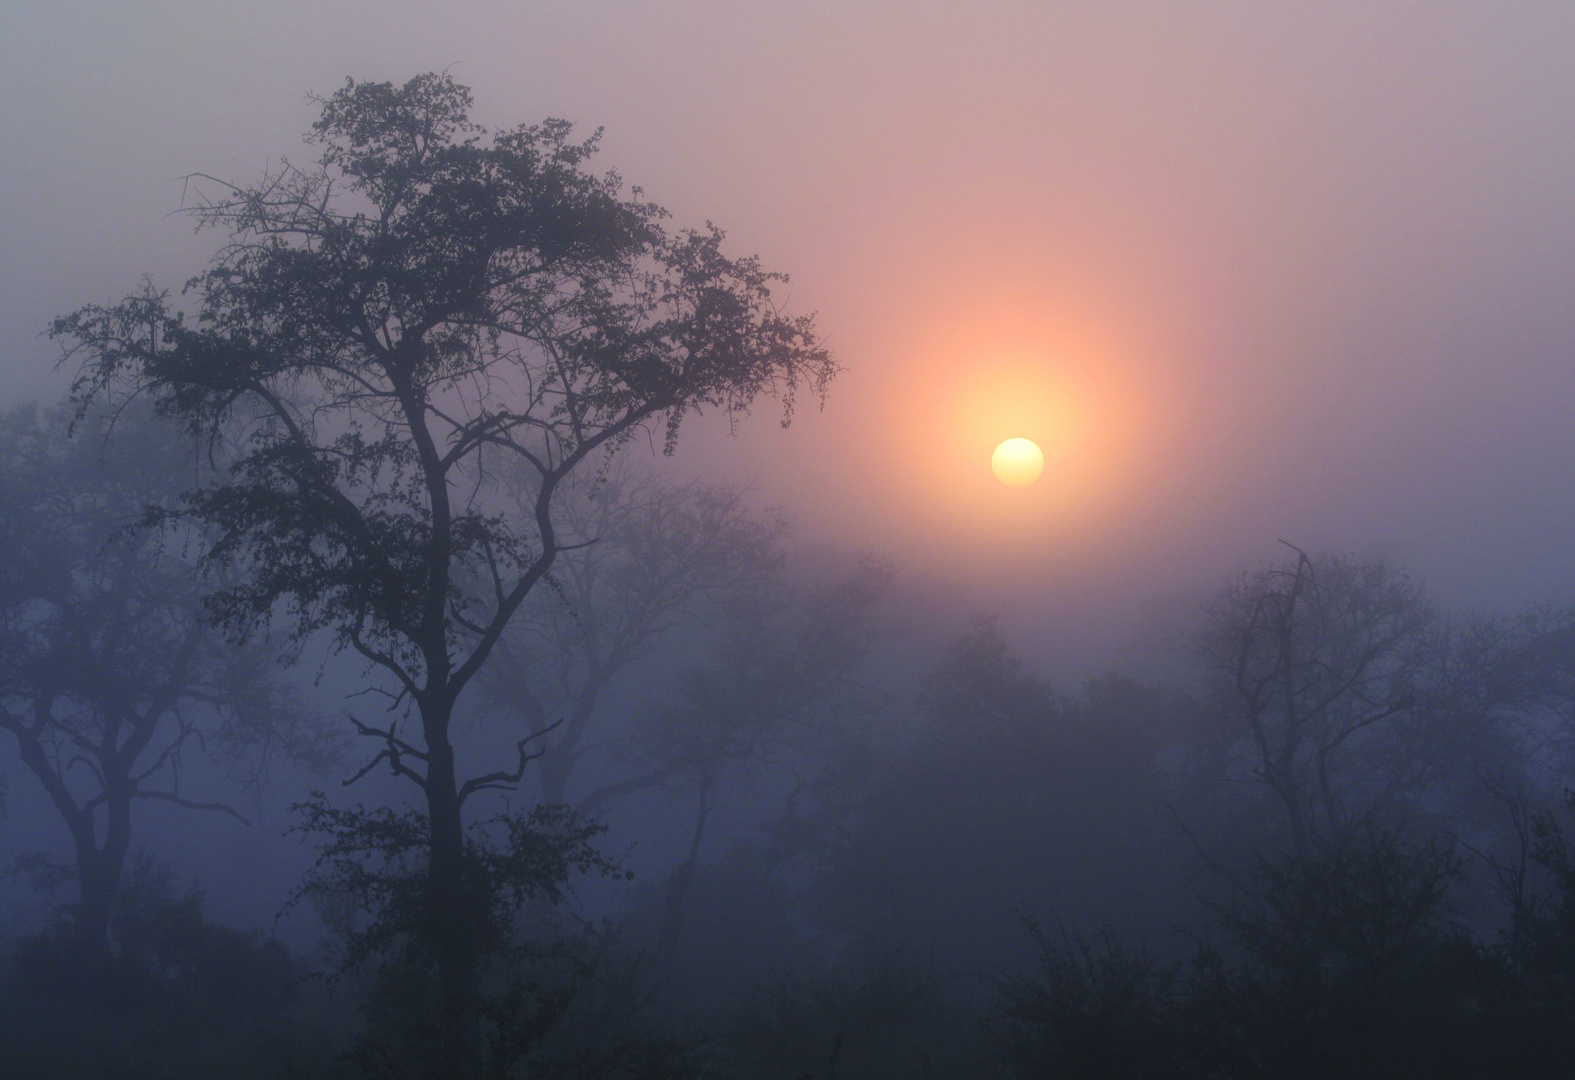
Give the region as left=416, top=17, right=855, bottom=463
left=3, top=73, right=1575, bottom=1077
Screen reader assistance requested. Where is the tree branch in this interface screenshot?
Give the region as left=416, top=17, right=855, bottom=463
left=135, top=789, right=250, bottom=825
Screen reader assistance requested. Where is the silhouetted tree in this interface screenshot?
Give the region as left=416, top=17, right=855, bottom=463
left=988, top=921, right=1179, bottom=1080
left=4, top=853, right=317, bottom=1080
left=1200, top=822, right=1505, bottom=1080
left=984, top=821, right=1515, bottom=1080
left=54, top=72, right=832, bottom=1077
left=622, top=558, right=893, bottom=973
left=0, top=402, right=309, bottom=982
left=821, top=618, right=1184, bottom=969
left=475, top=462, right=786, bottom=807
left=1496, top=789, right=1575, bottom=1067
left=288, top=793, right=623, bottom=1080
left=1195, top=550, right=1497, bottom=855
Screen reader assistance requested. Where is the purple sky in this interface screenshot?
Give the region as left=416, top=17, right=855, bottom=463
left=7, top=1, right=1575, bottom=675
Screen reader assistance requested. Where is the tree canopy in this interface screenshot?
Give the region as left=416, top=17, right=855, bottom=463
left=52, top=71, right=834, bottom=1078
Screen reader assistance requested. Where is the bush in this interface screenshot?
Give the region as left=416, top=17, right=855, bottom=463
left=0, top=856, right=336, bottom=1080
left=988, top=921, right=1180, bottom=1080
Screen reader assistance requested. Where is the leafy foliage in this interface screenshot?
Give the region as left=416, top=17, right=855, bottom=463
left=289, top=792, right=628, bottom=1078
left=989, top=922, right=1179, bottom=1080
left=1, top=856, right=319, bottom=1080
left=52, top=72, right=833, bottom=1076
left=53, top=71, right=833, bottom=683
left=291, top=793, right=623, bottom=980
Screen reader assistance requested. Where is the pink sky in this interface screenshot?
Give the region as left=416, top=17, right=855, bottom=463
left=7, top=0, right=1575, bottom=671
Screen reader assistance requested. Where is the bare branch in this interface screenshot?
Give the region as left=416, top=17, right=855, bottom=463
left=135, top=789, right=251, bottom=825
left=457, top=718, right=564, bottom=806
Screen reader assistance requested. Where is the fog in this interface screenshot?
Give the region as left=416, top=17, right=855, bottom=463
left=11, top=4, right=1575, bottom=620
left=5, top=4, right=1575, bottom=1078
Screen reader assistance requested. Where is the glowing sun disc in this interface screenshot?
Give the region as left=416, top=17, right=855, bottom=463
left=991, top=438, right=1044, bottom=486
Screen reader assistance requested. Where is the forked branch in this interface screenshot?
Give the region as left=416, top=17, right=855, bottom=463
left=344, top=715, right=430, bottom=789
left=458, top=717, right=564, bottom=805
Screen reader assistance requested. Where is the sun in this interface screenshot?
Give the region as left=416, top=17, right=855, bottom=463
left=991, top=437, right=1045, bottom=486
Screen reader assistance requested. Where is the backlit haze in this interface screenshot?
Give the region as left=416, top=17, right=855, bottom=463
left=7, top=0, right=1575, bottom=677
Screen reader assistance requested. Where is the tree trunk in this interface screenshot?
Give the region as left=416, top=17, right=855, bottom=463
left=71, top=838, right=115, bottom=978
left=72, top=792, right=131, bottom=983
left=14, top=724, right=127, bottom=982
left=539, top=745, right=571, bottom=807
left=656, top=774, right=712, bottom=974
left=422, top=708, right=482, bottom=1080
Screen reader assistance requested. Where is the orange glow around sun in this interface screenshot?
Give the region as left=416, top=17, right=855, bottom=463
left=861, top=294, right=1155, bottom=562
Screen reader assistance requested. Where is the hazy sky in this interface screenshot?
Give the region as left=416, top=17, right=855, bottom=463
left=7, top=0, right=1575, bottom=674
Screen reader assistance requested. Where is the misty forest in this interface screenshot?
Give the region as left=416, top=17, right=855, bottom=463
left=6, top=63, right=1575, bottom=1080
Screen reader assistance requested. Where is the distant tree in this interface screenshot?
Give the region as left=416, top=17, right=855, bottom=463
left=474, top=461, right=787, bottom=808
left=54, top=72, right=833, bottom=1077
left=473, top=464, right=895, bottom=987
left=1199, top=822, right=1506, bottom=1080
left=1, top=847, right=335, bottom=1080
left=621, top=557, right=893, bottom=972
left=820, top=618, right=1184, bottom=968
left=1192, top=549, right=1535, bottom=856
left=1499, top=790, right=1575, bottom=1065
left=0, top=402, right=311, bottom=980
left=13, top=851, right=297, bottom=1008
